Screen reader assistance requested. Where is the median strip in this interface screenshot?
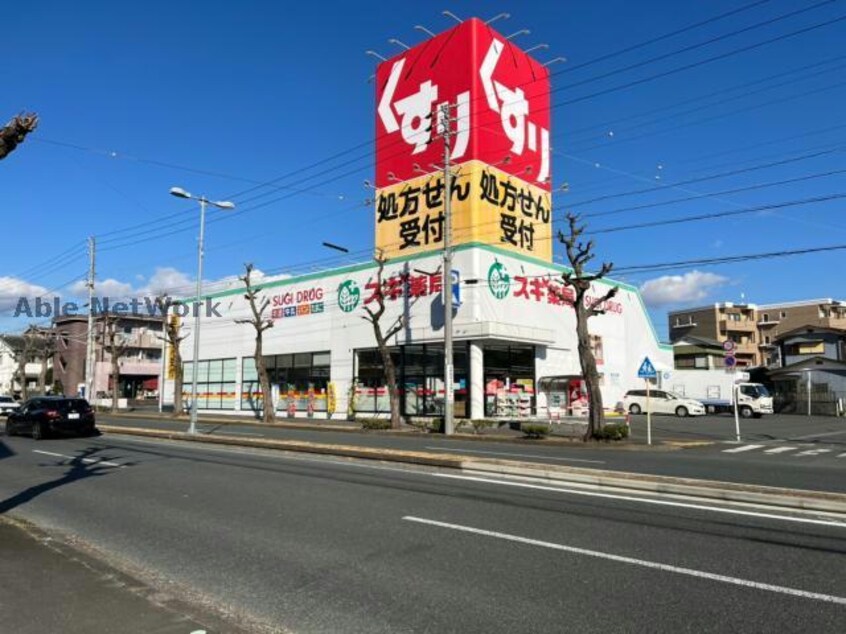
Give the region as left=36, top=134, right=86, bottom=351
left=97, top=424, right=846, bottom=516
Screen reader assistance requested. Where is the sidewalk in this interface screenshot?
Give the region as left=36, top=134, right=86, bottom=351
left=0, top=517, right=232, bottom=634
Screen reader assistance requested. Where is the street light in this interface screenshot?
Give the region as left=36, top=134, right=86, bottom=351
left=169, top=186, right=235, bottom=434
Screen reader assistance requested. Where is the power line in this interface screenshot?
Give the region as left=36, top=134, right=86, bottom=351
left=591, top=192, right=846, bottom=234
left=614, top=243, right=846, bottom=274
left=567, top=147, right=843, bottom=208
left=571, top=75, right=846, bottom=154
left=549, top=12, right=846, bottom=110
left=584, top=168, right=846, bottom=219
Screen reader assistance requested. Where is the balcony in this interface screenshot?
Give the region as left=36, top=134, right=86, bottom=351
left=757, top=318, right=780, bottom=326
left=119, top=361, right=160, bottom=376
left=120, top=332, right=162, bottom=349
left=719, top=319, right=757, bottom=333
left=820, top=315, right=846, bottom=329
left=733, top=342, right=759, bottom=357
left=671, top=322, right=697, bottom=329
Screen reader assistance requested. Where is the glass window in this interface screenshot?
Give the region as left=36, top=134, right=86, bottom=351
left=208, top=360, right=223, bottom=382
left=222, top=358, right=237, bottom=382
left=312, top=352, right=330, bottom=366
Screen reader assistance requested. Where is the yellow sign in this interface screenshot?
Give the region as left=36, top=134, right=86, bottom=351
left=166, top=315, right=180, bottom=380
left=374, top=160, right=552, bottom=261
left=327, top=382, right=336, bottom=416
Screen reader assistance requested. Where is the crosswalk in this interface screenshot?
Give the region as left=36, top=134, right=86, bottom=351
left=720, top=443, right=846, bottom=459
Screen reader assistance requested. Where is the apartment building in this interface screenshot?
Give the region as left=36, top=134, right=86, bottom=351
left=53, top=314, right=164, bottom=399
left=668, top=298, right=846, bottom=367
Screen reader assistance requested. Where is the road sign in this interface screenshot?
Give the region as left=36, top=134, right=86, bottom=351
left=723, top=340, right=736, bottom=352
left=637, top=357, right=657, bottom=379
left=724, top=355, right=737, bottom=368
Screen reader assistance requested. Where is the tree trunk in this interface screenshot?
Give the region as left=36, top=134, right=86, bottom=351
left=38, top=359, right=48, bottom=395
left=17, top=360, right=27, bottom=401
left=371, top=320, right=402, bottom=429
left=255, top=335, right=275, bottom=423
left=173, top=357, right=183, bottom=416
left=575, top=305, right=605, bottom=440
left=111, top=358, right=120, bottom=413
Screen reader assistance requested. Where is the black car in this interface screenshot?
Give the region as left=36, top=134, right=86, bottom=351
left=5, top=396, right=97, bottom=440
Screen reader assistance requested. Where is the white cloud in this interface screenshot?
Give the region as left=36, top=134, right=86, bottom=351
left=639, top=270, right=728, bottom=307
left=69, top=278, right=134, bottom=298
left=142, top=267, right=194, bottom=296
left=0, top=276, right=50, bottom=313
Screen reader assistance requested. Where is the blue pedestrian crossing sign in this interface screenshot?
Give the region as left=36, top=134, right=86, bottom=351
left=637, top=356, right=657, bottom=379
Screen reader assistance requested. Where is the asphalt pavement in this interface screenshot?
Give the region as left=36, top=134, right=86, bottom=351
left=0, top=432, right=844, bottom=633
left=94, top=413, right=846, bottom=493
left=0, top=517, right=227, bottom=634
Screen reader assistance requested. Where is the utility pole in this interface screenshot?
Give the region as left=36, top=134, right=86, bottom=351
left=440, top=103, right=455, bottom=436
left=85, top=236, right=96, bottom=402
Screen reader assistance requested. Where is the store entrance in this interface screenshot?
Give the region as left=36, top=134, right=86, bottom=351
left=483, top=344, right=536, bottom=418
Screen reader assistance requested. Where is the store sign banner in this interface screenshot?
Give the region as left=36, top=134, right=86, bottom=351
left=270, top=286, right=325, bottom=320
left=336, top=268, right=456, bottom=312
left=485, top=261, right=624, bottom=314
left=374, top=17, right=551, bottom=191
left=375, top=161, right=551, bottom=260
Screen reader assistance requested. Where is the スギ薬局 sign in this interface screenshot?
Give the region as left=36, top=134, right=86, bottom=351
left=374, top=18, right=552, bottom=260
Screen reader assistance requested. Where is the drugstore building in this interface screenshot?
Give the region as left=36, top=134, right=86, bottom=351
left=161, top=18, right=672, bottom=419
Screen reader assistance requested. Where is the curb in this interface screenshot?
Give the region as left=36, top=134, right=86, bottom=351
left=99, top=414, right=610, bottom=447
left=98, top=425, right=846, bottom=516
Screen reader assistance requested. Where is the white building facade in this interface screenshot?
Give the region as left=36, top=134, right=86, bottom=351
left=162, top=244, right=672, bottom=420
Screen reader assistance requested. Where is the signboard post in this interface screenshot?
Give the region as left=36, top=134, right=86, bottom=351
left=723, top=340, right=741, bottom=442
left=637, top=357, right=658, bottom=445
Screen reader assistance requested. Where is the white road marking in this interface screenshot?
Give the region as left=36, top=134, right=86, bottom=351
left=789, top=429, right=846, bottom=441
left=795, top=449, right=832, bottom=457
left=432, top=472, right=846, bottom=529
left=425, top=446, right=605, bottom=464
left=763, top=446, right=798, bottom=454
left=402, top=516, right=846, bottom=605
left=33, top=450, right=123, bottom=468
left=722, top=444, right=764, bottom=453
left=838, top=453, right=846, bottom=459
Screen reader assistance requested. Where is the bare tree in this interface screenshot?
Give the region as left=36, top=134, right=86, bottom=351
left=362, top=252, right=408, bottom=430
left=36, top=329, right=57, bottom=395
left=102, top=313, right=128, bottom=413
left=235, top=264, right=275, bottom=423
left=558, top=213, right=619, bottom=440
left=9, top=329, right=37, bottom=401
left=0, top=113, right=38, bottom=161
left=157, top=299, right=188, bottom=416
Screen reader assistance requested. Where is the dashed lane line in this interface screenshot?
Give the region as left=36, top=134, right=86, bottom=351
left=32, top=449, right=124, bottom=468
left=795, top=449, right=833, bottom=457
left=722, top=444, right=765, bottom=453
left=403, top=516, right=846, bottom=605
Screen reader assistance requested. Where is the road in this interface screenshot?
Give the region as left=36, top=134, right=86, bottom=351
left=95, top=414, right=846, bottom=493
left=1, top=432, right=844, bottom=633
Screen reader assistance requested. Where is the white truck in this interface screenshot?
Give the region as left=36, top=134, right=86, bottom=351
left=666, top=370, right=773, bottom=418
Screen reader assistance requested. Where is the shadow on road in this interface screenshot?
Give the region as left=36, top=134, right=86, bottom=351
left=0, top=439, right=14, bottom=461
left=0, top=446, right=129, bottom=515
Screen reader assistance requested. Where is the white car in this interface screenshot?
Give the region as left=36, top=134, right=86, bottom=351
left=623, top=389, right=706, bottom=417
left=0, top=395, right=20, bottom=417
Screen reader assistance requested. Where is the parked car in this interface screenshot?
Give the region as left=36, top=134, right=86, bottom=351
left=5, top=396, right=97, bottom=440
left=623, top=389, right=706, bottom=417
left=0, top=395, right=20, bottom=417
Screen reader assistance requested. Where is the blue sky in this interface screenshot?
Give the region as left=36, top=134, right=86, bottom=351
left=3, top=0, right=845, bottom=339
